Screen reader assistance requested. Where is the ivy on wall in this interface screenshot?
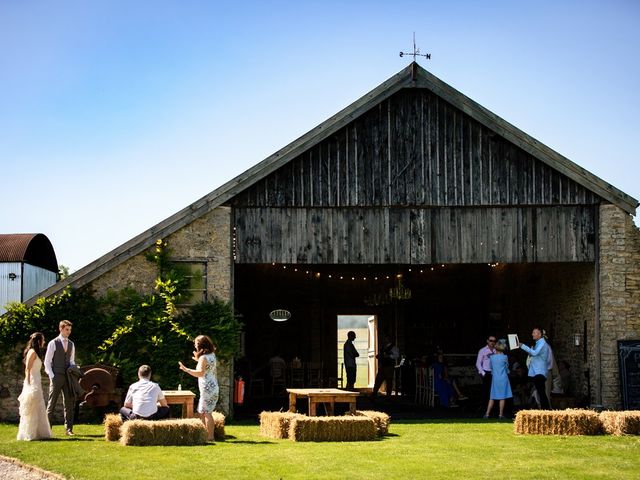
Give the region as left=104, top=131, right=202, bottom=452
left=0, top=239, right=242, bottom=390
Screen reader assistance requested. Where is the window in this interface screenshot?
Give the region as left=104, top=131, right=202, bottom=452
left=175, top=261, right=207, bottom=305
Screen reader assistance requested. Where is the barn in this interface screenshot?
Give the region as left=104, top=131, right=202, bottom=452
left=0, top=233, right=59, bottom=315
left=31, top=62, right=640, bottom=414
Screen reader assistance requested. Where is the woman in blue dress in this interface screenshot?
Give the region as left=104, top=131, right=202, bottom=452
left=484, top=340, right=512, bottom=419
left=179, top=334, right=219, bottom=441
left=432, top=352, right=455, bottom=407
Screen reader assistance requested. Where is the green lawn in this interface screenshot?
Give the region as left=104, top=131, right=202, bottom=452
left=1, top=420, right=639, bottom=479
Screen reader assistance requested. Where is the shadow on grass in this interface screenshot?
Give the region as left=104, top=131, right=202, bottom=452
left=226, top=440, right=276, bottom=445
left=58, top=437, right=95, bottom=442
left=394, top=418, right=513, bottom=425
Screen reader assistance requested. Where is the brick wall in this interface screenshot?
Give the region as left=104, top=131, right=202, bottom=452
left=598, top=204, right=640, bottom=409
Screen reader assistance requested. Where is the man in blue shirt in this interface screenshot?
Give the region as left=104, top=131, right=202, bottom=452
left=519, top=327, right=550, bottom=409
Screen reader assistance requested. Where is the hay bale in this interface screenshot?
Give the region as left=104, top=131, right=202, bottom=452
left=212, top=411, right=226, bottom=440
left=600, top=411, right=640, bottom=436
left=259, top=411, right=305, bottom=439
left=103, top=413, right=123, bottom=441
left=289, top=416, right=377, bottom=442
left=354, top=410, right=391, bottom=436
left=120, top=418, right=208, bottom=446
left=514, top=409, right=602, bottom=436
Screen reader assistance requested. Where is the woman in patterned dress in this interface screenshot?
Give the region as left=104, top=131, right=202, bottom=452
left=179, top=335, right=219, bottom=441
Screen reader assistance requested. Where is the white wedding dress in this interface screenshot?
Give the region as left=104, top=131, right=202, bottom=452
left=17, top=356, right=52, bottom=441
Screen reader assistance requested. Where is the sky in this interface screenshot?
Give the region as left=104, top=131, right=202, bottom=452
left=2, top=0, right=639, bottom=272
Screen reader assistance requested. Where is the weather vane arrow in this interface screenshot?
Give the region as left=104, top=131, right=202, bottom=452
left=400, top=33, right=431, bottom=61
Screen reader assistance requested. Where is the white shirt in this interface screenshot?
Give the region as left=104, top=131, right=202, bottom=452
left=124, top=379, right=165, bottom=418
left=44, top=335, right=76, bottom=378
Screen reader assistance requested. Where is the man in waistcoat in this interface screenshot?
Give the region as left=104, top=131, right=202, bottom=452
left=44, top=319, right=77, bottom=436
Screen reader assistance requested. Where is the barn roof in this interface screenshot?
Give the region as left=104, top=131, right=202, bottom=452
left=0, top=233, right=58, bottom=272
left=34, top=62, right=638, bottom=302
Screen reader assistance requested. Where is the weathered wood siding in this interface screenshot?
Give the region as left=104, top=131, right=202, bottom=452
left=233, top=90, right=599, bottom=208
left=232, top=88, right=599, bottom=264
left=235, top=206, right=594, bottom=264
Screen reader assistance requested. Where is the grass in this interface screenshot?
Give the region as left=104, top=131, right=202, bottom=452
left=1, top=419, right=639, bottom=479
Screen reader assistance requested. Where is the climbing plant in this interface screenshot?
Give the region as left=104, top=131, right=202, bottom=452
left=1, top=239, right=242, bottom=390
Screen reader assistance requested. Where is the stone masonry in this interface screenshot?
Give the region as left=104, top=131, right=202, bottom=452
left=0, top=207, right=234, bottom=421
left=598, top=204, right=640, bottom=409
left=89, top=207, right=233, bottom=414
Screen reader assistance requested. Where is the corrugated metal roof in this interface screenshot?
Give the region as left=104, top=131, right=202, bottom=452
left=0, top=233, right=58, bottom=272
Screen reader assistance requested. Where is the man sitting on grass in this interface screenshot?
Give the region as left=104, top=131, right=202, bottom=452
left=120, top=365, right=170, bottom=421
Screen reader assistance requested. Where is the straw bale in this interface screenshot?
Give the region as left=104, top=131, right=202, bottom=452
left=120, top=418, right=208, bottom=446
left=600, top=411, right=640, bottom=436
left=212, top=411, right=226, bottom=440
left=354, top=410, right=391, bottom=436
left=288, top=416, right=376, bottom=442
left=259, top=411, right=305, bottom=439
left=103, top=413, right=123, bottom=441
left=513, top=409, right=602, bottom=436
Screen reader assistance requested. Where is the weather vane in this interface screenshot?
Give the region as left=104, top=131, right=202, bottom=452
left=399, top=33, right=431, bottom=61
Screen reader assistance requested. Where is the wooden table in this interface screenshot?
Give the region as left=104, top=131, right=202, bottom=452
left=287, top=388, right=359, bottom=416
left=163, top=390, right=196, bottom=418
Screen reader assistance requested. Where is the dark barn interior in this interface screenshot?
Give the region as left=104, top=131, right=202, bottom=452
left=234, top=261, right=593, bottom=405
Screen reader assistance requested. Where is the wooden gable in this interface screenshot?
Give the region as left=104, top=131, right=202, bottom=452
left=232, top=87, right=601, bottom=265
left=36, top=63, right=637, bottom=300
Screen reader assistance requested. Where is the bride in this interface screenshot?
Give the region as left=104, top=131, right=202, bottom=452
left=17, top=332, right=52, bottom=441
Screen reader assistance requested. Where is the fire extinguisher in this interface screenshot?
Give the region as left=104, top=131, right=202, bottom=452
left=234, top=377, right=245, bottom=405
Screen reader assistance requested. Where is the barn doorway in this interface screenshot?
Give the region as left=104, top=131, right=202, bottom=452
left=336, top=315, right=377, bottom=388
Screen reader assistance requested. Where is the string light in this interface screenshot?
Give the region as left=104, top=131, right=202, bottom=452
left=266, top=262, right=505, bottom=281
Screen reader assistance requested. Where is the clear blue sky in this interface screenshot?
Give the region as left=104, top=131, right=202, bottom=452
left=2, top=0, right=639, bottom=272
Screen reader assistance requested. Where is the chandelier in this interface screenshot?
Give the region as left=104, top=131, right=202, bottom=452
left=389, top=277, right=412, bottom=301
left=364, top=277, right=412, bottom=306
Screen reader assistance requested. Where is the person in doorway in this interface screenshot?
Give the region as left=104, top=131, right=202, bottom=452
left=120, top=365, right=170, bottom=421
left=476, top=335, right=497, bottom=411
left=484, top=339, right=513, bottom=419
left=519, top=327, right=550, bottom=409
left=343, top=331, right=360, bottom=390
left=371, top=337, right=399, bottom=397
left=44, top=319, right=77, bottom=436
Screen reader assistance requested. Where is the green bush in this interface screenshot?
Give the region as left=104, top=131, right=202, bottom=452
left=1, top=239, right=243, bottom=392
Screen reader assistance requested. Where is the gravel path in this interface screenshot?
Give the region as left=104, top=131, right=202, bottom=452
left=0, top=456, right=64, bottom=480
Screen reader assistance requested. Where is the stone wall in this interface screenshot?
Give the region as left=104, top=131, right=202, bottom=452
left=91, top=207, right=232, bottom=302
left=0, top=348, right=27, bottom=422
left=0, top=348, right=73, bottom=423
left=530, top=264, right=594, bottom=405
left=598, top=204, right=640, bottom=409
left=498, top=263, right=594, bottom=403
left=89, top=206, right=233, bottom=415
left=0, top=206, right=234, bottom=421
